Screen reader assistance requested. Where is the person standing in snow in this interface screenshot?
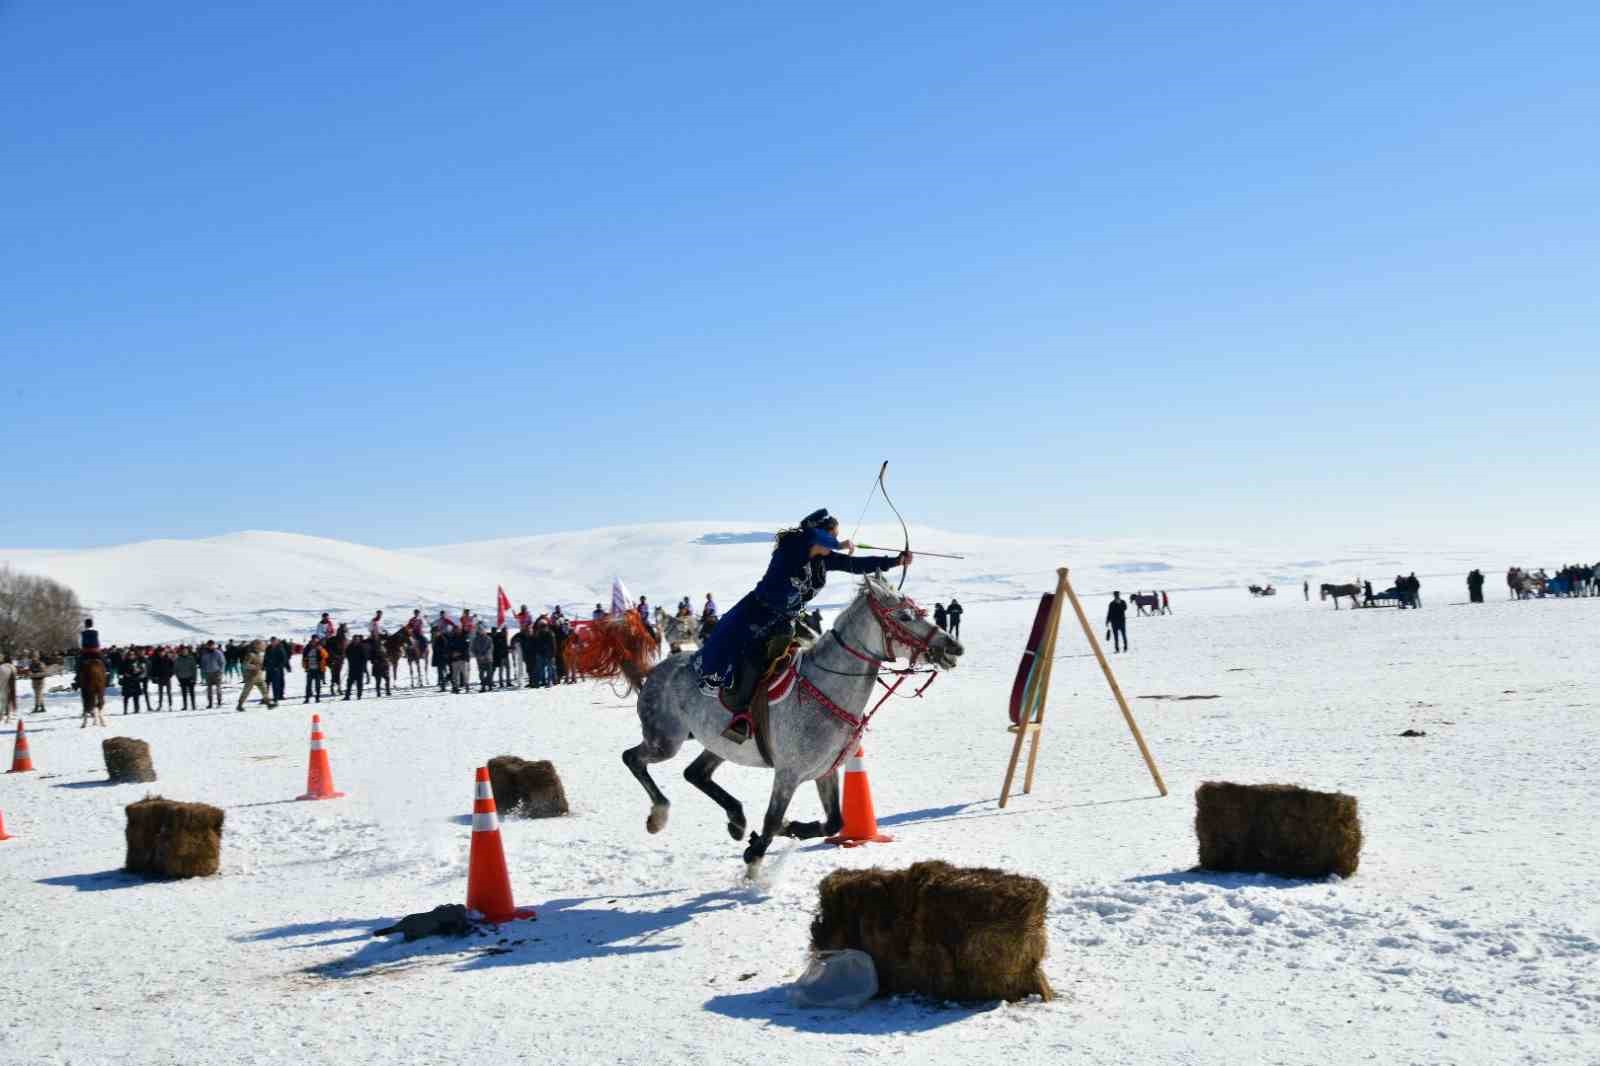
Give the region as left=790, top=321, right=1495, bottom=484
left=344, top=635, right=368, bottom=700
left=302, top=636, right=327, bottom=703
left=492, top=625, right=510, bottom=688
left=945, top=598, right=963, bottom=638
left=148, top=646, right=175, bottom=710
left=472, top=625, right=494, bottom=692
left=1467, top=569, right=1485, bottom=603
left=933, top=602, right=947, bottom=630
left=199, top=641, right=225, bottom=708
left=432, top=627, right=451, bottom=690
left=174, top=645, right=199, bottom=710
left=447, top=625, right=471, bottom=693
left=119, top=653, right=146, bottom=714
left=1105, top=592, right=1129, bottom=653
left=263, top=637, right=290, bottom=702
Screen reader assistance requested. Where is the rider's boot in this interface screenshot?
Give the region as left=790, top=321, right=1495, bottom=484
left=718, top=657, right=762, bottom=743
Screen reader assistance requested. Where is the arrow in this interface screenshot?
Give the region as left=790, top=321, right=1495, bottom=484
left=854, top=544, right=966, bottom=560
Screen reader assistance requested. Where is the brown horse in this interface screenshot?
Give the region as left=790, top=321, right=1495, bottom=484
left=381, top=631, right=411, bottom=685
left=79, top=659, right=108, bottom=728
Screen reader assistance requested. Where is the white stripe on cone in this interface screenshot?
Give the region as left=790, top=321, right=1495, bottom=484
left=475, top=781, right=493, bottom=801
left=472, top=810, right=500, bottom=832
left=846, top=749, right=866, bottom=772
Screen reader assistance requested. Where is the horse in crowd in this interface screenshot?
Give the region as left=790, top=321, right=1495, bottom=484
left=1508, top=564, right=1595, bottom=599
left=1320, top=582, right=1362, bottom=609
left=588, top=574, right=963, bottom=878
left=652, top=607, right=700, bottom=652
left=78, top=658, right=108, bottom=727
left=1130, top=592, right=1162, bottom=616
left=380, top=629, right=428, bottom=687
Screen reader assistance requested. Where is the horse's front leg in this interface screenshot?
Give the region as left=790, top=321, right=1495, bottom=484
left=744, top=773, right=801, bottom=877
left=781, top=771, right=843, bottom=840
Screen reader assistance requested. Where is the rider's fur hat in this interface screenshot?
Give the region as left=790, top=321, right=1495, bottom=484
left=800, top=508, right=834, bottom=530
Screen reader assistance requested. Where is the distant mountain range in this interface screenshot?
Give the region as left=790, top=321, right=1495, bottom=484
left=2, top=523, right=1556, bottom=643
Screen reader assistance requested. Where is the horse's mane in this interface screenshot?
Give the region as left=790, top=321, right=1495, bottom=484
left=568, top=612, right=660, bottom=694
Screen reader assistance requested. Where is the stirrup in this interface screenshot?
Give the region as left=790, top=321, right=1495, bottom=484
left=721, top=713, right=753, bottom=744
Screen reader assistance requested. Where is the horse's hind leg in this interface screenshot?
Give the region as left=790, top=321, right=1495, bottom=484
left=683, top=751, right=747, bottom=841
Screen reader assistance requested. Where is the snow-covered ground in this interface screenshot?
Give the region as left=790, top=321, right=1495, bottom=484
left=3, top=575, right=1596, bottom=1065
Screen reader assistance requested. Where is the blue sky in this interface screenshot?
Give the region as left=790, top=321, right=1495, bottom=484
left=4, top=2, right=1597, bottom=550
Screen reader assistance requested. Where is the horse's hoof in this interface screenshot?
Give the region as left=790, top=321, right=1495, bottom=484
left=646, top=804, right=669, bottom=834
left=727, top=817, right=746, bottom=841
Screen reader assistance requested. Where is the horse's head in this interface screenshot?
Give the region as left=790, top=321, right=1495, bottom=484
left=845, top=573, right=964, bottom=669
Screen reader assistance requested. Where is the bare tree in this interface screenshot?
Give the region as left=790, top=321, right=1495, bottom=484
left=0, top=565, right=83, bottom=660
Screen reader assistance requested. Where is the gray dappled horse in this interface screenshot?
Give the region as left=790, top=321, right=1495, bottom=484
left=617, top=575, right=963, bottom=878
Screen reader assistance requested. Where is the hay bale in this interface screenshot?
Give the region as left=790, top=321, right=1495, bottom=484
left=124, top=796, right=224, bottom=879
left=1195, top=781, right=1362, bottom=879
left=103, top=737, right=156, bottom=783
left=810, top=860, right=1052, bottom=1003
left=486, top=756, right=569, bottom=818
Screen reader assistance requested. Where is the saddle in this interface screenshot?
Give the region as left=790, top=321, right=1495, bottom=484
left=719, top=630, right=810, bottom=767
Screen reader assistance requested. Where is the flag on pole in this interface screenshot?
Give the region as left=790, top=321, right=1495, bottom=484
left=610, top=577, right=632, bottom=617
left=496, top=586, right=512, bottom=627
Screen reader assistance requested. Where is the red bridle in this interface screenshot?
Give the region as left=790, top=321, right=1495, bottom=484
left=864, top=593, right=938, bottom=666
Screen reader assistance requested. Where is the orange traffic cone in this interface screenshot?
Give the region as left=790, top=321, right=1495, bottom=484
left=466, top=766, right=535, bottom=923
left=825, top=744, right=894, bottom=847
left=296, top=714, right=346, bottom=800
left=0, top=810, right=11, bottom=840
left=6, top=721, right=34, bottom=774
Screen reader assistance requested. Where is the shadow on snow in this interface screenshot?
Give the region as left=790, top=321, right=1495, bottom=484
left=292, top=889, right=750, bottom=979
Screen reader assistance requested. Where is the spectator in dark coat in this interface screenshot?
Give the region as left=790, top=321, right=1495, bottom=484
left=173, top=646, right=199, bottom=710
left=264, top=638, right=291, bottom=702
left=149, top=648, right=176, bottom=710
left=520, top=623, right=539, bottom=688
left=432, top=628, right=450, bottom=690
left=1105, top=592, right=1129, bottom=653
left=344, top=635, right=368, bottom=700
left=945, top=598, right=963, bottom=638
left=447, top=628, right=471, bottom=693
left=492, top=626, right=510, bottom=688
left=933, top=603, right=947, bottom=629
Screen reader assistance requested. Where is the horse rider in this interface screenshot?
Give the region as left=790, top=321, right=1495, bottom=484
left=692, top=508, right=910, bottom=743
left=409, top=609, right=427, bottom=638
left=369, top=609, right=385, bottom=640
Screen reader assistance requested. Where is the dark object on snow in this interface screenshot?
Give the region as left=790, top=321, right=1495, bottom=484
left=486, top=756, right=569, bottom=818
left=374, top=904, right=473, bottom=941
left=124, top=796, right=223, bottom=879
left=1399, top=729, right=1427, bottom=737
left=1195, top=782, right=1362, bottom=879
left=810, top=860, right=1053, bottom=1003
left=103, top=737, right=157, bottom=783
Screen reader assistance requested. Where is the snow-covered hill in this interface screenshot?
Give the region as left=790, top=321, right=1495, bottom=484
left=2, top=524, right=1586, bottom=644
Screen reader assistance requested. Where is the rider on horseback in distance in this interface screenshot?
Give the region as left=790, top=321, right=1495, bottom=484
left=692, top=508, right=911, bottom=743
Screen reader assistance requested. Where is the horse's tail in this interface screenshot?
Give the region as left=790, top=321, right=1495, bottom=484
left=568, top=614, right=661, bottom=695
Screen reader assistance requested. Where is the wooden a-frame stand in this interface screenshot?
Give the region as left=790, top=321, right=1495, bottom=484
left=999, top=566, right=1168, bottom=807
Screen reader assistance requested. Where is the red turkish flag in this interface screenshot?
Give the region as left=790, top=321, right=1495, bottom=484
left=496, top=585, right=512, bottom=626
